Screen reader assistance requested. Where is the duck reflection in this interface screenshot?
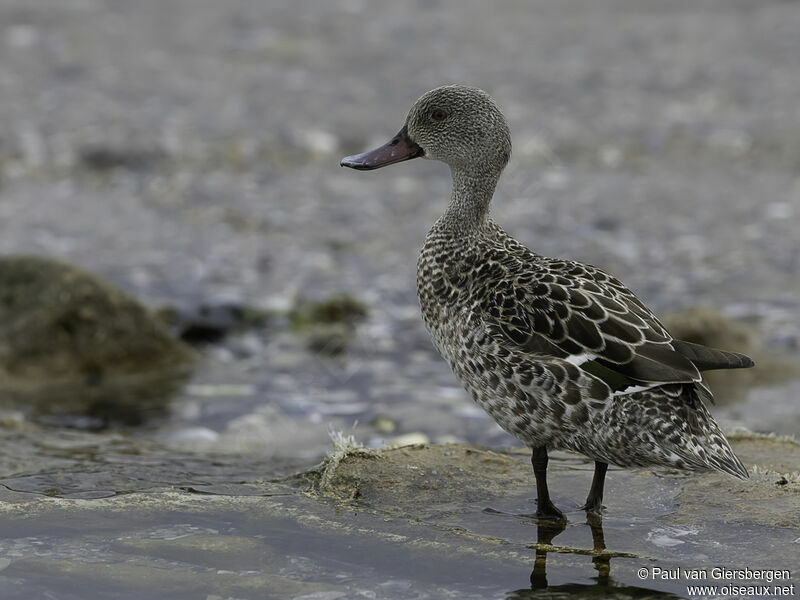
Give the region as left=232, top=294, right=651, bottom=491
left=508, top=514, right=681, bottom=599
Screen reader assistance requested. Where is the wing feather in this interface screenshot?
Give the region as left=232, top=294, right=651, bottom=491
left=477, top=257, right=702, bottom=388
left=469, top=229, right=754, bottom=396
left=671, top=339, right=754, bottom=371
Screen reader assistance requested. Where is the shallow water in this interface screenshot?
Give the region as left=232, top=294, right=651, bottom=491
left=0, top=435, right=797, bottom=600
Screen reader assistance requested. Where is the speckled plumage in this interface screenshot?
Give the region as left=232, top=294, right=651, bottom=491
left=342, top=85, right=752, bottom=514
left=417, top=217, right=746, bottom=477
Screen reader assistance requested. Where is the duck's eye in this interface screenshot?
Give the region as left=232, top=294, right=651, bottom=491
left=431, top=109, right=447, bottom=122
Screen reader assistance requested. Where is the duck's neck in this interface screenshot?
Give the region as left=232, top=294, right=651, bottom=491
left=439, top=166, right=500, bottom=233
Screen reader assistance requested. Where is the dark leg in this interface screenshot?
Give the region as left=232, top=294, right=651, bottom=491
left=531, top=447, right=565, bottom=520
left=582, top=461, right=608, bottom=513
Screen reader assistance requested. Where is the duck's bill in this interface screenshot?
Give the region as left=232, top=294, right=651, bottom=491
left=340, top=126, right=423, bottom=170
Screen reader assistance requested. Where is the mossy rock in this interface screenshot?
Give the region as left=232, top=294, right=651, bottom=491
left=660, top=307, right=797, bottom=406
left=660, top=308, right=758, bottom=404
left=306, top=442, right=533, bottom=513
left=0, top=256, right=195, bottom=422
left=0, top=255, right=195, bottom=381
left=288, top=293, right=368, bottom=330
left=156, top=302, right=273, bottom=345
left=303, top=434, right=800, bottom=533
left=288, top=293, right=368, bottom=355
left=660, top=307, right=755, bottom=355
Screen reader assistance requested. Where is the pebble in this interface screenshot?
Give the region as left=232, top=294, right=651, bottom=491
left=372, top=415, right=397, bottom=435
left=186, top=384, right=256, bottom=397
left=164, top=427, right=220, bottom=443
left=386, top=432, right=429, bottom=448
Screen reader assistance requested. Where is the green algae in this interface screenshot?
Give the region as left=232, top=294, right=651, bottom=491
left=288, top=293, right=369, bottom=355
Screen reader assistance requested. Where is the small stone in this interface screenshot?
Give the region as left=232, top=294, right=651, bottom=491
left=765, top=202, right=793, bottom=220
left=296, top=129, right=339, bottom=155
left=6, top=25, right=39, bottom=48
left=386, top=432, right=429, bottom=448
left=185, top=384, right=256, bottom=397
left=372, top=415, right=397, bottom=435
left=164, top=427, right=220, bottom=443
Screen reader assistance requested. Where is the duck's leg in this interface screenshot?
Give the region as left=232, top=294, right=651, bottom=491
left=531, top=447, right=565, bottom=520
left=582, top=461, right=608, bottom=513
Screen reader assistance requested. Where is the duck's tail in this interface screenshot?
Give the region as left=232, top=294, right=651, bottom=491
left=671, top=339, right=754, bottom=372
left=587, top=383, right=748, bottom=479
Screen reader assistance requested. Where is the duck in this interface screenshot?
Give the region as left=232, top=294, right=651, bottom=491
left=340, top=84, right=753, bottom=518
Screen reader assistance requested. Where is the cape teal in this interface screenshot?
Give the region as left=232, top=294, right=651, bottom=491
left=341, top=85, right=752, bottom=518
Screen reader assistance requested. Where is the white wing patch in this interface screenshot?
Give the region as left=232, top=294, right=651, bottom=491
left=564, top=352, right=597, bottom=368
left=612, top=383, right=662, bottom=397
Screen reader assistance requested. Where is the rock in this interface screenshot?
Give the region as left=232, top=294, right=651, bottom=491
left=162, top=427, right=220, bottom=443
left=371, top=414, right=397, bottom=435
left=300, top=435, right=800, bottom=567
left=660, top=307, right=755, bottom=358
left=288, top=293, right=369, bottom=355
left=659, top=307, right=782, bottom=404
left=77, top=145, right=167, bottom=173
left=308, top=442, right=526, bottom=506
left=0, top=255, right=195, bottom=423
left=670, top=430, right=800, bottom=529
left=288, top=293, right=368, bottom=330
left=158, top=302, right=271, bottom=345
left=385, top=432, right=430, bottom=448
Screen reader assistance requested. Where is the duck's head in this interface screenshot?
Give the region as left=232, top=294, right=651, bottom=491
left=341, top=85, right=511, bottom=175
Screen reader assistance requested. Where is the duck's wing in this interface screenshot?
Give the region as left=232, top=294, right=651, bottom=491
left=476, top=257, right=752, bottom=394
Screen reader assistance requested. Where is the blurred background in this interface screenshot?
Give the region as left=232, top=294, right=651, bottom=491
left=0, top=0, right=799, bottom=473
